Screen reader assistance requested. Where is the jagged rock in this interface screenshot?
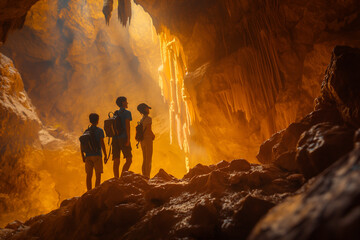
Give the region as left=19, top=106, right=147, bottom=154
left=151, top=168, right=178, bottom=182
left=222, top=196, right=275, bottom=239
left=0, top=52, right=59, bottom=226
left=183, top=163, right=212, bottom=180
left=216, top=160, right=230, bottom=169
left=0, top=0, right=39, bottom=42
left=296, top=123, right=355, bottom=179
left=317, top=46, right=360, bottom=127
left=249, top=146, right=360, bottom=240
left=257, top=131, right=283, bottom=164
left=257, top=107, right=344, bottom=165
left=272, top=123, right=311, bottom=160
left=0, top=1, right=360, bottom=239
left=4, top=220, right=24, bottom=230
left=274, top=151, right=298, bottom=172
left=1, top=159, right=302, bottom=239
left=229, top=159, right=251, bottom=172
left=0, top=229, right=15, bottom=239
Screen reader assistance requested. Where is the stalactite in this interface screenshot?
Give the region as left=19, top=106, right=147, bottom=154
left=118, top=0, right=132, bottom=27
left=102, top=0, right=113, bottom=25
left=158, top=27, right=192, bottom=170
left=151, top=0, right=297, bottom=162
left=205, top=0, right=294, bottom=141
left=102, top=0, right=131, bottom=27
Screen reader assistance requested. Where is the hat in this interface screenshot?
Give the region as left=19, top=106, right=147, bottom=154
left=137, top=103, right=151, bottom=113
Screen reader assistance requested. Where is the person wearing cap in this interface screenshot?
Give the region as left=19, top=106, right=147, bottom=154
left=137, top=103, right=155, bottom=178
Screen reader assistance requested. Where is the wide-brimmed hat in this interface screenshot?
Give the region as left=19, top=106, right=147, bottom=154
left=137, top=103, right=151, bottom=113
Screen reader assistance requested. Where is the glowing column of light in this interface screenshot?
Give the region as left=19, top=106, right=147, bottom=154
left=157, top=28, right=192, bottom=171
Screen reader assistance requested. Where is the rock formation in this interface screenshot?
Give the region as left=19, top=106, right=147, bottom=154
left=0, top=161, right=303, bottom=239
left=0, top=0, right=39, bottom=43
left=1, top=45, right=359, bottom=240
left=133, top=0, right=360, bottom=163
left=0, top=52, right=59, bottom=227
left=0, top=0, right=360, bottom=239
left=249, top=145, right=360, bottom=240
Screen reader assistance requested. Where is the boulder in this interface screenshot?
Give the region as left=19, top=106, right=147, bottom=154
left=317, top=46, right=360, bottom=127
left=249, top=146, right=360, bottom=240
left=3, top=164, right=301, bottom=239
left=274, top=151, right=298, bottom=172
left=296, top=123, right=355, bottom=179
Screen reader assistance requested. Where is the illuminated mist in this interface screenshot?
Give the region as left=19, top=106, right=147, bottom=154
left=0, top=0, right=186, bottom=226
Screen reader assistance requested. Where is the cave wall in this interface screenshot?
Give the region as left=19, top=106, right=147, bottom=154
left=0, top=52, right=60, bottom=226
left=134, top=0, right=360, bottom=163
left=2, top=0, right=359, bottom=165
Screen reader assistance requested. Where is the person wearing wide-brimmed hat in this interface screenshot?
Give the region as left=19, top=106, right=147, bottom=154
left=137, top=103, right=155, bottom=178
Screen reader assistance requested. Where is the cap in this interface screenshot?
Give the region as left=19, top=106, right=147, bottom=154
left=137, top=103, right=151, bottom=113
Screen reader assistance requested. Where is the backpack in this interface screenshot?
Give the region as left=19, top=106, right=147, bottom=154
left=79, top=126, right=99, bottom=154
left=104, top=110, right=124, bottom=137
left=135, top=122, right=145, bottom=143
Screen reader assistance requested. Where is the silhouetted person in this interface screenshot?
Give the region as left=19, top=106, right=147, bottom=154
left=112, top=96, right=132, bottom=177
left=137, top=103, right=155, bottom=178
left=80, top=113, right=107, bottom=191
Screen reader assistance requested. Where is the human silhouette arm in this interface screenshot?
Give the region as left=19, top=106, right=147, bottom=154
left=101, top=137, right=107, bottom=164
left=80, top=144, right=85, bottom=163
left=150, top=123, right=155, bottom=140
left=125, top=118, right=130, bottom=146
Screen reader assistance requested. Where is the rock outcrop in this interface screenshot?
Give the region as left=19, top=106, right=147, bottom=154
left=0, top=52, right=92, bottom=227
left=0, top=161, right=303, bottom=240
left=0, top=52, right=58, bottom=227
left=0, top=0, right=39, bottom=43
left=249, top=146, right=360, bottom=240
left=257, top=46, right=360, bottom=178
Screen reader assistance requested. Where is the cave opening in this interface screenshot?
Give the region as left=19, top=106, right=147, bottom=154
left=0, top=0, right=190, bottom=226
left=1, top=0, right=360, bottom=238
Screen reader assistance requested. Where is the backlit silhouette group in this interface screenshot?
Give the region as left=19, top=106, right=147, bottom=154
left=80, top=96, right=154, bottom=191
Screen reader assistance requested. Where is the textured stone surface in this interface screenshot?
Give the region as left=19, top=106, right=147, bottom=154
left=0, top=52, right=58, bottom=227
left=249, top=146, right=360, bottom=240
left=317, top=46, right=360, bottom=127
left=0, top=0, right=39, bottom=42
left=257, top=46, right=360, bottom=180
left=257, top=108, right=344, bottom=166
left=0, top=1, right=359, bottom=238
left=296, top=123, right=355, bottom=179
left=0, top=159, right=302, bottom=240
